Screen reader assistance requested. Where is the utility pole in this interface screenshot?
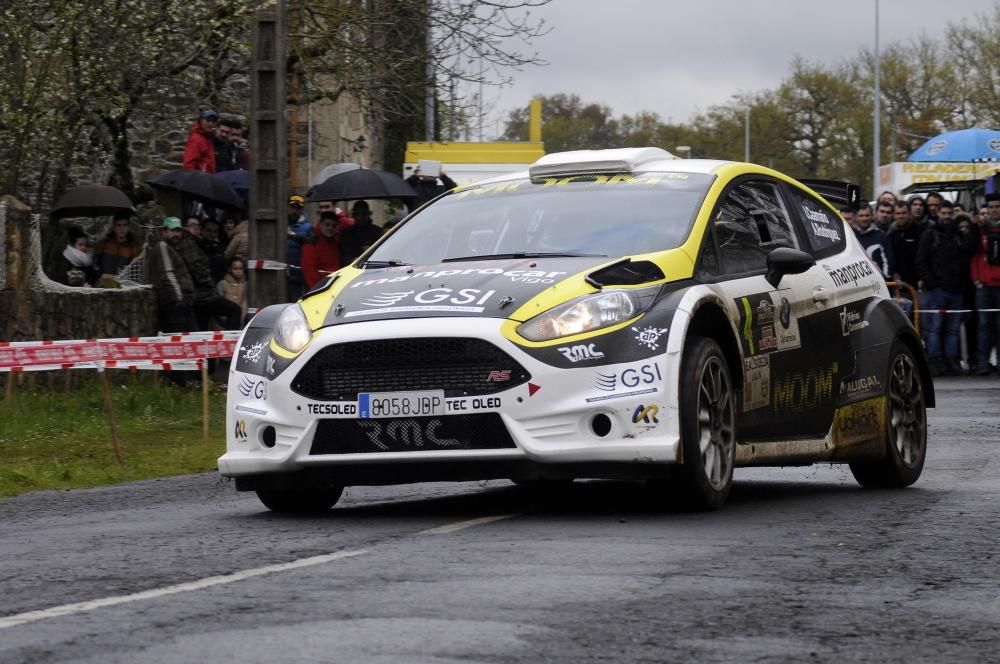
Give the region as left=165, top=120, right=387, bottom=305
left=873, top=0, right=881, bottom=200
left=424, top=0, right=435, bottom=141
left=248, top=0, right=288, bottom=309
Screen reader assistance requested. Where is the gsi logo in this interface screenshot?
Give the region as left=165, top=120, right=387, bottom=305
left=487, top=370, right=511, bottom=382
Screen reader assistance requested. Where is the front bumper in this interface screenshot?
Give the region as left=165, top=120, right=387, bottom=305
left=218, top=318, right=680, bottom=484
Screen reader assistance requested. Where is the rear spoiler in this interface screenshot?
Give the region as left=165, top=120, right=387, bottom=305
left=797, top=179, right=862, bottom=211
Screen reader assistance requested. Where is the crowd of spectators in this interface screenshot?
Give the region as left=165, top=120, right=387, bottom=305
left=849, top=189, right=1000, bottom=377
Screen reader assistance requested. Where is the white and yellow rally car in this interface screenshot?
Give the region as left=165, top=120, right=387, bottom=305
left=219, top=147, right=933, bottom=512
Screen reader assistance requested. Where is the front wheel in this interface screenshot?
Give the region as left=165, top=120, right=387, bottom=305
left=674, top=337, right=737, bottom=510
left=255, top=486, right=344, bottom=514
left=849, top=341, right=927, bottom=488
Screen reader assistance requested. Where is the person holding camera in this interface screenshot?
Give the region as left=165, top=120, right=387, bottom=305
left=405, top=160, right=457, bottom=211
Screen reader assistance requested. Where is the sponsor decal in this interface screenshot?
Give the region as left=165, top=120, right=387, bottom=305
left=349, top=268, right=564, bottom=289
left=266, top=355, right=275, bottom=376
left=486, top=370, right=511, bottom=382
left=307, top=402, right=358, bottom=415
left=632, top=404, right=660, bottom=426
left=241, top=341, right=266, bottom=364
left=826, top=259, right=875, bottom=288
left=737, top=291, right=800, bottom=356
left=588, top=362, right=662, bottom=402
left=840, top=306, right=870, bottom=336
left=771, top=363, right=838, bottom=414
left=445, top=397, right=502, bottom=411
left=233, top=419, right=247, bottom=439
left=991, top=138, right=1000, bottom=153
left=742, top=355, right=771, bottom=411
left=840, top=374, right=881, bottom=396
left=346, top=288, right=497, bottom=317
left=357, top=418, right=461, bottom=450
left=558, top=343, right=605, bottom=362
left=238, top=376, right=267, bottom=400
left=633, top=325, right=669, bottom=351
left=833, top=397, right=885, bottom=447
left=925, top=140, right=947, bottom=156
left=528, top=382, right=541, bottom=396
left=811, top=222, right=841, bottom=241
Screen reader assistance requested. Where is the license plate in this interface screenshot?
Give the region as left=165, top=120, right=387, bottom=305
left=357, top=391, right=446, bottom=419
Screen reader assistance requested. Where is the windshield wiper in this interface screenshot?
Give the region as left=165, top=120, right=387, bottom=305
left=441, top=252, right=607, bottom=263
left=361, top=259, right=408, bottom=268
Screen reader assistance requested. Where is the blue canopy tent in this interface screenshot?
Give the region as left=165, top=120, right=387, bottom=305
left=907, top=128, right=1000, bottom=162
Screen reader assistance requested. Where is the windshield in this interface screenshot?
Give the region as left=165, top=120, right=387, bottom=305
left=366, top=172, right=714, bottom=265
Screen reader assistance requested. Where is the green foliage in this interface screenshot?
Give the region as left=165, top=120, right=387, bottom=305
left=0, top=373, right=227, bottom=496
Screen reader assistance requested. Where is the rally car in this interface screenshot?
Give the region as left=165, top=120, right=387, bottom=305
left=219, top=147, right=932, bottom=512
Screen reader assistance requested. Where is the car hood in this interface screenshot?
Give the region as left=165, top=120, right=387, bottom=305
left=304, top=256, right=617, bottom=328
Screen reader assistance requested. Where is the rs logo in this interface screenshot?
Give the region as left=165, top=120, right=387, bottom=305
left=487, top=370, right=511, bottom=382
left=234, top=419, right=247, bottom=439
left=632, top=404, right=659, bottom=425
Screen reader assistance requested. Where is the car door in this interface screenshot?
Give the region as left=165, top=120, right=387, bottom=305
left=699, top=178, right=837, bottom=440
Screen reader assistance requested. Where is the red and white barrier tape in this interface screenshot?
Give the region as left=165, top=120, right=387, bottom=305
left=246, top=259, right=288, bottom=271
left=0, top=330, right=241, bottom=373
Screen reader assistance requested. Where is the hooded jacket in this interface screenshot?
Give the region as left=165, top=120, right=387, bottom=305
left=182, top=122, right=216, bottom=173
left=915, top=221, right=978, bottom=292
left=853, top=224, right=894, bottom=280
left=970, top=221, right=1000, bottom=287
left=888, top=222, right=925, bottom=288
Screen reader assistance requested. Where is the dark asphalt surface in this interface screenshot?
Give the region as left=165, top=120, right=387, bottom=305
left=1, top=376, right=997, bottom=663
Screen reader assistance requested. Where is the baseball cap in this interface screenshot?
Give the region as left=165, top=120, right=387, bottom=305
left=288, top=194, right=305, bottom=207
left=201, top=108, right=219, bottom=119
left=163, top=216, right=182, bottom=230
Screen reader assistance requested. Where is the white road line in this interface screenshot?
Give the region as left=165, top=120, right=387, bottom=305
left=0, top=549, right=368, bottom=630
left=418, top=513, right=520, bottom=535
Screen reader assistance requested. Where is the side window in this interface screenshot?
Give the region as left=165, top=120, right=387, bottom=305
left=712, top=181, right=793, bottom=274
left=787, top=187, right=846, bottom=255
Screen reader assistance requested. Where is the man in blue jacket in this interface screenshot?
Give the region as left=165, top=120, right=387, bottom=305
left=286, top=194, right=312, bottom=300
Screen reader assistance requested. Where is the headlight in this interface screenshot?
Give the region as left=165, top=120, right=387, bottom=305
left=274, top=304, right=312, bottom=353
left=518, top=290, right=642, bottom=341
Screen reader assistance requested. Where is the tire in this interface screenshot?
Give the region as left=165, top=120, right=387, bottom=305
left=849, top=342, right=927, bottom=488
left=255, top=486, right=344, bottom=514
left=674, top=336, right=737, bottom=510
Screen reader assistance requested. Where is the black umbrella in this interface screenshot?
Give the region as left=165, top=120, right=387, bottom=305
left=307, top=168, right=417, bottom=202
left=147, top=169, right=245, bottom=211
left=51, top=184, right=134, bottom=218
left=218, top=169, right=250, bottom=208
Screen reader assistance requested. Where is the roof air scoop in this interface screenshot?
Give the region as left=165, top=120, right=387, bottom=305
left=528, top=147, right=678, bottom=180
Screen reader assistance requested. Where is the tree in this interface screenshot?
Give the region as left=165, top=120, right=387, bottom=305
left=946, top=5, right=1000, bottom=127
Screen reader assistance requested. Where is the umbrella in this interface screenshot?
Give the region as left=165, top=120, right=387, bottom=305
left=907, top=128, right=1000, bottom=162
left=51, top=184, right=134, bottom=218
left=218, top=169, right=250, bottom=208
left=147, top=169, right=245, bottom=211
left=311, top=162, right=361, bottom=187
left=307, top=168, right=417, bottom=202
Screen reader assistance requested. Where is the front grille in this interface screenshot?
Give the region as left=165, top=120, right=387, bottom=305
left=311, top=413, right=517, bottom=454
left=291, top=337, right=530, bottom=400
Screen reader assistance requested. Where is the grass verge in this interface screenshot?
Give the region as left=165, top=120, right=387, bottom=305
left=0, top=373, right=227, bottom=497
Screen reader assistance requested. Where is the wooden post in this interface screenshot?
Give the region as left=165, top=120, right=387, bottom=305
left=4, top=372, right=13, bottom=403
left=201, top=360, right=210, bottom=444
left=98, top=368, right=124, bottom=466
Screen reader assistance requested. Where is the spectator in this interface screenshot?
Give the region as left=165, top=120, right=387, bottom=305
left=231, top=122, right=250, bottom=171
left=301, top=210, right=355, bottom=287
left=54, top=226, right=99, bottom=287
left=224, top=216, right=249, bottom=263
left=925, top=191, right=944, bottom=222
left=94, top=213, right=139, bottom=285
left=341, top=200, right=384, bottom=265
left=199, top=218, right=227, bottom=283
left=405, top=164, right=457, bottom=210
left=892, top=201, right=910, bottom=231
left=286, top=194, right=312, bottom=300
left=956, top=213, right=979, bottom=368
left=839, top=206, right=856, bottom=226
left=215, top=118, right=241, bottom=172
left=970, top=194, right=1000, bottom=375
left=147, top=217, right=196, bottom=332
left=874, top=200, right=894, bottom=233
left=915, top=205, right=979, bottom=376
left=217, top=256, right=248, bottom=324
left=183, top=216, right=202, bottom=238
left=908, top=196, right=929, bottom=228
left=220, top=215, right=237, bottom=245
left=888, top=201, right=925, bottom=290
left=937, top=199, right=955, bottom=224
left=182, top=108, right=218, bottom=173
left=877, top=190, right=898, bottom=207
left=853, top=204, right=895, bottom=281
left=176, top=217, right=242, bottom=331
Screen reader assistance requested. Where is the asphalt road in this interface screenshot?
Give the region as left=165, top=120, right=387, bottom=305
left=1, top=376, right=998, bottom=663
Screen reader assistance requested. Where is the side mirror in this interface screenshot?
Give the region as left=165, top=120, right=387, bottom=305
left=765, top=247, right=816, bottom=288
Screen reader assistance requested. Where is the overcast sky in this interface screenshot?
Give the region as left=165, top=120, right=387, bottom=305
left=480, top=0, right=998, bottom=134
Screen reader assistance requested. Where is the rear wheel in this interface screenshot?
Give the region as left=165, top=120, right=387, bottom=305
left=849, top=342, right=926, bottom=488
left=674, top=337, right=736, bottom=510
left=255, top=486, right=344, bottom=514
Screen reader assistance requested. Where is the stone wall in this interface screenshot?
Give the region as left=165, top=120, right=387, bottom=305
left=1, top=196, right=157, bottom=343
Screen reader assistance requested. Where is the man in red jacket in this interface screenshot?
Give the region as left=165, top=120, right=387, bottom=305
left=971, top=193, right=1000, bottom=374
left=182, top=109, right=219, bottom=173
left=301, top=209, right=355, bottom=287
